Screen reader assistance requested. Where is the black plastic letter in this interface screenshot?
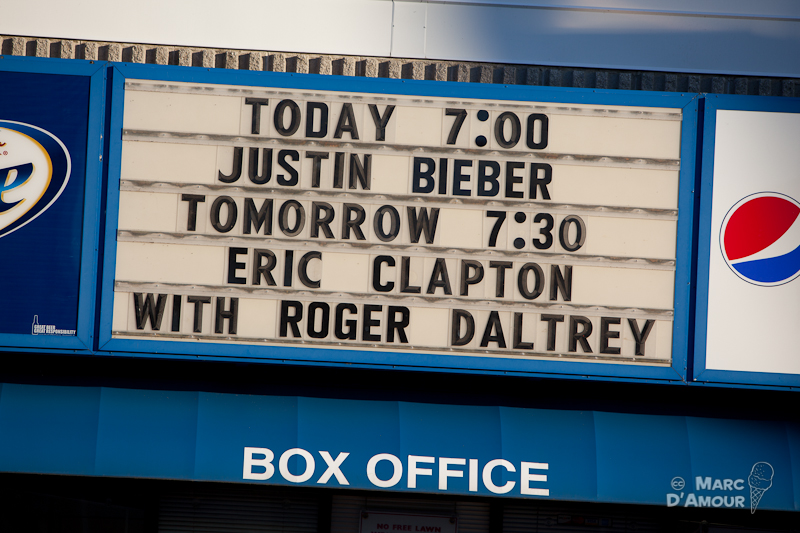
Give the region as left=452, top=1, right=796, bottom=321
left=306, top=152, right=329, bottom=188
left=387, top=306, right=410, bottom=343
left=342, top=203, right=366, bottom=240
left=505, top=162, right=524, bottom=199
left=373, top=205, right=400, bottom=242
left=513, top=313, right=533, bottom=350
left=274, top=99, right=301, bottom=136
left=400, top=256, right=421, bottom=294
left=460, top=260, right=484, bottom=296
left=600, top=317, right=621, bottom=355
left=227, top=247, right=247, bottom=285
left=335, top=303, right=358, bottom=340
left=451, top=309, right=475, bottom=346
left=550, top=264, right=572, bottom=302
left=210, top=196, right=237, bottom=233
left=278, top=200, right=305, bottom=237
left=490, top=261, right=512, bottom=298
left=559, top=215, right=586, bottom=252
left=362, top=304, right=381, bottom=342
left=133, top=293, right=167, bottom=331
left=214, top=297, right=238, bottom=334
left=517, top=263, right=544, bottom=300
left=243, top=198, right=273, bottom=235
left=218, top=147, right=243, bottom=183
left=427, top=258, right=452, bottom=295
left=298, top=251, right=321, bottom=289
left=279, top=300, right=303, bottom=337
left=494, top=112, right=521, bottom=149
left=540, top=314, right=564, bottom=351
left=349, top=153, right=371, bottom=190
left=187, top=296, right=211, bottom=333
left=252, top=249, right=277, bottom=286
left=628, top=319, right=655, bottom=356
left=529, top=163, right=552, bottom=200
left=307, top=302, right=330, bottom=338
left=248, top=148, right=272, bottom=184
left=526, top=114, right=549, bottom=150
left=181, top=194, right=205, bottom=231
left=477, top=161, right=501, bottom=197
left=372, top=255, right=395, bottom=292
left=311, top=202, right=335, bottom=239
left=452, top=160, right=472, bottom=196
left=277, top=150, right=299, bottom=186
left=407, top=207, right=439, bottom=244
left=245, top=98, right=269, bottom=134
left=306, top=102, right=329, bottom=138
left=568, top=316, right=593, bottom=353
left=369, top=104, right=395, bottom=141
left=480, top=311, right=506, bottom=348
left=412, top=157, right=436, bottom=194
left=334, top=103, right=359, bottom=140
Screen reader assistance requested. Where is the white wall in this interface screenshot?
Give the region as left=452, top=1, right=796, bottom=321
left=2, top=0, right=799, bottom=77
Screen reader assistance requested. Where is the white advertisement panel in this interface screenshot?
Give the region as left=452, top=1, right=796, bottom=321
left=110, top=77, right=685, bottom=367
left=704, top=110, right=800, bottom=375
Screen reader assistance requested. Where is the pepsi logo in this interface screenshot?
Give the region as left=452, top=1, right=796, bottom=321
left=720, top=192, right=800, bottom=286
left=0, top=121, right=71, bottom=239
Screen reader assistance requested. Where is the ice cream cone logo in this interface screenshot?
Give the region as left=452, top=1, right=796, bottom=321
left=748, top=462, right=773, bottom=513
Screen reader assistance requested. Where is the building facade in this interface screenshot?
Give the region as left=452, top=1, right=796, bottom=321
left=1, top=2, right=799, bottom=532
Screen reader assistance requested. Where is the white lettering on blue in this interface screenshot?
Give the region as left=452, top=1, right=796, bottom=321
left=242, top=447, right=548, bottom=496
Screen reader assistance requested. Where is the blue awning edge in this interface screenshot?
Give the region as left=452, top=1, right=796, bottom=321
left=0, top=382, right=796, bottom=512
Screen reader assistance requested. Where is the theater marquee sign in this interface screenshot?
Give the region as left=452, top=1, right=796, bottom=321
left=109, top=75, right=686, bottom=368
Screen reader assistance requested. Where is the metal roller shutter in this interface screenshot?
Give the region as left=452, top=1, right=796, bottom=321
left=454, top=502, right=491, bottom=533
left=159, top=486, right=318, bottom=533
left=502, top=503, right=661, bottom=533
left=330, top=494, right=364, bottom=533
left=331, top=494, right=489, bottom=533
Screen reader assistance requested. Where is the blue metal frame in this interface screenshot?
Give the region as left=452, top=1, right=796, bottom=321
left=95, top=62, right=699, bottom=384
left=694, top=94, right=800, bottom=389
left=2, top=382, right=799, bottom=510
left=0, top=57, right=107, bottom=352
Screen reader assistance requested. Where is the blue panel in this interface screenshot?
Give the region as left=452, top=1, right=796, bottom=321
left=499, top=407, right=597, bottom=502
left=195, top=392, right=299, bottom=482
left=686, top=417, right=795, bottom=512
left=672, top=96, right=700, bottom=384
left=296, top=397, right=399, bottom=490
left=0, top=57, right=106, bottom=351
left=398, top=402, right=501, bottom=494
left=1, top=383, right=799, bottom=510
left=94, top=387, right=199, bottom=479
left=787, top=424, right=800, bottom=511
left=0, top=71, right=87, bottom=333
left=594, top=411, right=691, bottom=505
left=0, top=383, right=100, bottom=475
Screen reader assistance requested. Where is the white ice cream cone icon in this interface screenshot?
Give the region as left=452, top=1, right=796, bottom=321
left=748, top=462, right=773, bottom=513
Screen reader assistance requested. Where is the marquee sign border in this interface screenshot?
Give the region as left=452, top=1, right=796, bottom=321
left=0, top=57, right=107, bottom=352
left=94, top=63, right=698, bottom=383
left=694, top=94, right=800, bottom=389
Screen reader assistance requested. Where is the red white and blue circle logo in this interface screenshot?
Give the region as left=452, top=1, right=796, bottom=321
left=720, top=192, right=800, bottom=286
